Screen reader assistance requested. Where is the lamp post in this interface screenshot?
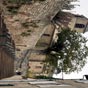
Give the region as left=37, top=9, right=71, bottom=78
left=62, top=59, right=64, bottom=80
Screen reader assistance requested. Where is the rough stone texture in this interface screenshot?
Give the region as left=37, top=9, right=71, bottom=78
left=3, top=0, right=70, bottom=57
left=1, top=0, right=72, bottom=75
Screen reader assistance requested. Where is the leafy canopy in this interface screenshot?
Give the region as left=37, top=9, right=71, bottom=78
left=46, top=28, right=88, bottom=73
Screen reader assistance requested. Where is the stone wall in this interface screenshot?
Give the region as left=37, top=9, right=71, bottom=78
left=0, top=13, right=15, bottom=79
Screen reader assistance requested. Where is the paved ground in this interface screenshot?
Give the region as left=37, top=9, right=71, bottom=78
left=0, top=76, right=38, bottom=88
left=57, top=79, right=88, bottom=88
left=0, top=76, right=88, bottom=88
left=28, top=79, right=72, bottom=88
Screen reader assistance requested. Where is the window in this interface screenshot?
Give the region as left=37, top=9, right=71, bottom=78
left=75, top=24, right=85, bottom=28
left=43, top=34, right=50, bottom=36
left=16, top=48, right=21, bottom=51
left=35, top=66, right=42, bottom=68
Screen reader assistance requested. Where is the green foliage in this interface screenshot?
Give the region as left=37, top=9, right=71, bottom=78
left=21, top=22, right=29, bottom=28
left=7, top=6, right=19, bottom=14
left=35, top=75, right=55, bottom=80
left=21, top=29, right=32, bottom=37
left=62, top=0, right=79, bottom=10
left=21, top=21, right=38, bottom=28
left=7, top=0, right=32, bottom=4
left=21, top=32, right=31, bottom=37
left=27, top=30, right=32, bottom=32
left=39, top=0, right=46, bottom=1
left=46, top=28, right=88, bottom=73
left=6, top=0, right=46, bottom=5
left=28, top=21, right=39, bottom=28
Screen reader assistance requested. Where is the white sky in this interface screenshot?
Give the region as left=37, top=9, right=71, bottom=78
left=71, top=0, right=88, bottom=18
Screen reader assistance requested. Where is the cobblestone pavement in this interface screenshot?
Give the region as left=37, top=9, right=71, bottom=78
left=28, top=80, right=72, bottom=88
left=0, top=76, right=88, bottom=88
left=57, top=79, right=88, bottom=88
left=0, top=82, right=39, bottom=88
left=0, top=76, right=71, bottom=88
left=0, top=76, right=39, bottom=88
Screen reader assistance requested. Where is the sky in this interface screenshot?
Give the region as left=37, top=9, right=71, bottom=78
left=71, top=0, right=88, bottom=18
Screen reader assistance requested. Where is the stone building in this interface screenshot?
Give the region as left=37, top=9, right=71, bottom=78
left=2, top=0, right=76, bottom=77
left=28, top=24, right=55, bottom=77
left=27, top=12, right=88, bottom=78
left=53, top=11, right=88, bottom=33
left=0, top=13, right=15, bottom=79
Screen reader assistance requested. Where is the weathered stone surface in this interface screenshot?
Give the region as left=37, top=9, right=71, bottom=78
left=4, top=0, right=69, bottom=57
left=2, top=0, right=72, bottom=76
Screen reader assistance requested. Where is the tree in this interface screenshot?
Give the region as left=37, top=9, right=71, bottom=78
left=46, top=28, right=88, bottom=74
